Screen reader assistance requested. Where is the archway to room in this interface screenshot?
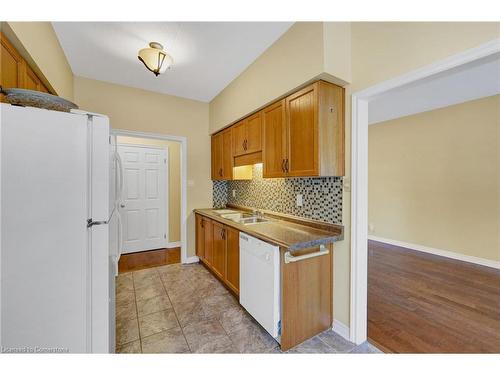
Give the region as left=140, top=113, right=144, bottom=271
left=350, top=40, right=500, bottom=352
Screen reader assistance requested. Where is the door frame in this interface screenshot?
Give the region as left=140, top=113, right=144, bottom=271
left=349, top=38, right=500, bottom=344
left=117, top=142, right=169, bottom=251
left=111, top=129, right=192, bottom=264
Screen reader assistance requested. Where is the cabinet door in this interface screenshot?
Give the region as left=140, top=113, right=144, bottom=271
left=0, top=33, right=24, bottom=102
left=221, top=129, right=233, bottom=180
left=211, top=133, right=223, bottom=180
left=262, top=100, right=287, bottom=178
left=211, top=222, right=226, bottom=279
left=195, top=214, right=205, bottom=260
left=24, top=63, right=41, bottom=91
left=231, top=121, right=246, bottom=157
left=203, top=218, right=213, bottom=266
left=224, top=226, right=239, bottom=295
left=245, top=112, right=262, bottom=154
left=286, top=83, right=319, bottom=177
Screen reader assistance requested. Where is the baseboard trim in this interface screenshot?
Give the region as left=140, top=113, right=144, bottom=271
left=166, top=241, right=181, bottom=249
left=184, top=256, right=199, bottom=264
left=332, top=319, right=351, bottom=342
left=368, top=235, right=500, bottom=270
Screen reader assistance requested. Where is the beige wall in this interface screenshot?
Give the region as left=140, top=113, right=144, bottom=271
left=351, top=22, right=500, bottom=92
left=369, top=95, right=500, bottom=261
left=2, top=22, right=74, bottom=100
left=74, top=76, right=211, bottom=258
left=116, top=136, right=181, bottom=243
left=209, top=22, right=325, bottom=133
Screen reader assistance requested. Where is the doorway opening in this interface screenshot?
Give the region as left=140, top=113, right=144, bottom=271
left=350, top=39, right=500, bottom=348
left=111, top=129, right=188, bottom=271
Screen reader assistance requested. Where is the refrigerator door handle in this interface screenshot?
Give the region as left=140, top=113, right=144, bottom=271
left=87, top=218, right=108, bottom=228
left=115, top=151, right=124, bottom=203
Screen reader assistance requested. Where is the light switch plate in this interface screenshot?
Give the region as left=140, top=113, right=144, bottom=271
left=232, top=189, right=236, bottom=198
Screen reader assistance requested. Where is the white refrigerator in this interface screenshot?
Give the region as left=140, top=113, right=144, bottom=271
left=0, top=103, right=115, bottom=353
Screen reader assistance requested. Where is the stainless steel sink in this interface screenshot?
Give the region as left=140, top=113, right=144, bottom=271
left=237, top=217, right=270, bottom=225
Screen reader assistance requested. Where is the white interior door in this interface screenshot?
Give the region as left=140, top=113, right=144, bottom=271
left=118, top=144, right=168, bottom=253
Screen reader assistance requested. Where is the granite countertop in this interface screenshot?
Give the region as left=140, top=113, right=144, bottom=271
left=194, top=208, right=343, bottom=252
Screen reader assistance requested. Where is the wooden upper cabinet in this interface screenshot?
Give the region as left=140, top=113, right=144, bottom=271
left=263, top=100, right=287, bottom=178
left=211, top=221, right=226, bottom=280
left=213, top=80, right=344, bottom=179
left=231, top=112, right=262, bottom=157
left=286, top=84, right=318, bottom=177
left=231, top=120, right=246, bottom=156
left=1, top=32, right=55, bottom=102
left=224, top=226, right=240, bottom=295
left=1, top=33, right=24, bottom=102
left=245, top=112, right=262, bottom=154
left=264, top=81, right=344, bottom=178
left=211, top=129, right=233, bottom=180
left=24, top=64, right=42, bottom=92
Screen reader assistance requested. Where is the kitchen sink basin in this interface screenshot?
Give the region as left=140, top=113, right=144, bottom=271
left=237, top=217, right=270, bottom=225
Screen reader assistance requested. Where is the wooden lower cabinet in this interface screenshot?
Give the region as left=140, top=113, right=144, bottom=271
left=280, top=244, right=333, bottom=351
left=195, top=214, right=239, bottom=296
left=211, top=221, right=226, bottom=279
left=224, top=226, right=240, bottom=295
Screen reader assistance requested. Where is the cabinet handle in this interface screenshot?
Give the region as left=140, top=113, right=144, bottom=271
left=285, top=159, right=289, bottom=173
left=281, top=159, right=285, bottom=173
left=221, top=228, right=225, bottom=240
left=219, top=168, right=223, bottom=177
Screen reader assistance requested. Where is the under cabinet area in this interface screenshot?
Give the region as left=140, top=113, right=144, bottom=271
left=210, top=79, right=345, bottom=180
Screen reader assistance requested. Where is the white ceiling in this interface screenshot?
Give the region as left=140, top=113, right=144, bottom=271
left=52, top=22, right=293, bottom=102
left=369, top=52, right=500, bottom=125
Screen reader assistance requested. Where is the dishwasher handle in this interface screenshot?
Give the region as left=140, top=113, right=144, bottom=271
left=284, top=245, right=329, bottom=264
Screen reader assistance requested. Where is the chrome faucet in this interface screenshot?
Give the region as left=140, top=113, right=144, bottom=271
left=252, top=209, right=264, bottom=219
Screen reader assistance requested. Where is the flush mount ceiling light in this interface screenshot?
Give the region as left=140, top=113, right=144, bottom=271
left=138, top=42, right=173, bottom=77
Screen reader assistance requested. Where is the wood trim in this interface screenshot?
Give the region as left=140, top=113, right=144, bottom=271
left=118, top=247, right=180, bottom=273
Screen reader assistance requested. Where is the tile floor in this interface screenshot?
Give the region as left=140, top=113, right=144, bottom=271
left=115, top=263, right=382, bottom=354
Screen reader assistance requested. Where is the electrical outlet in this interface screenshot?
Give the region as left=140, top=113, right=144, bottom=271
left=232, top=189, right=236, bottom=198
left=296, top=194, right=303, bottom=207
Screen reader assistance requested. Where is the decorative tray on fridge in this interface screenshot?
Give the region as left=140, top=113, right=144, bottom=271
left=0, top=87, right=79, bottom=113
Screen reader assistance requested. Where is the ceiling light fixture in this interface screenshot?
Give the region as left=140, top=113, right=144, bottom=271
left=138, top=42, right=173, bottom=77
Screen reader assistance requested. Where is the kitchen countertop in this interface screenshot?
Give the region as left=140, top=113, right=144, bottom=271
left=194, top=208, right=343, bottom=252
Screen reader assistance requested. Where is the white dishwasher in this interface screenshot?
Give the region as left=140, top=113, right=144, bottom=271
left=239, top=233, right=281, bottom=340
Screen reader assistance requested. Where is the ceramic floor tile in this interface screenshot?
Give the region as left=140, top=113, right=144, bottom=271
left=116, top=339, right=141, bottom=354
left=228, top=323, right=279, bottom=353
left=116, top=273, right=134, bottom=292
left=318, top=330, right=356, bottom=353
left=116, top=318, right=140, bottom=346
left=201, top=292, right=238, bottom=320
left=116, top=289, right=135, bottom=306
left=183, top=319, right=232, bottom=353
left=135, top=282, right=166, bottom=302
left=173, top=299, right=208, bottom=328
left=218, top=305, right=255, bottom=335
left=286, top=336, right=337, bottom=354
left=141, top=326, right=190, bottom=354
left=139, top=308, right=180, bottom=338
left=136, top=294, right=172, bottom=317
left=116, top=300, right=137, bottom=322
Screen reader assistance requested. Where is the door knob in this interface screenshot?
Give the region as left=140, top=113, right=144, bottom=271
left=120, top=204, right=125, bottom=208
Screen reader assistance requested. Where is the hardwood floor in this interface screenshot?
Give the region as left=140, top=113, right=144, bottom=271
left=118, top=247, right=180, bottom=273
left=368, top=240, right=500, bottom=353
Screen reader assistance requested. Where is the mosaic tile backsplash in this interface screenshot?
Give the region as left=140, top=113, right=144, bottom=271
left=212, top=164, right=343, bottom=224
